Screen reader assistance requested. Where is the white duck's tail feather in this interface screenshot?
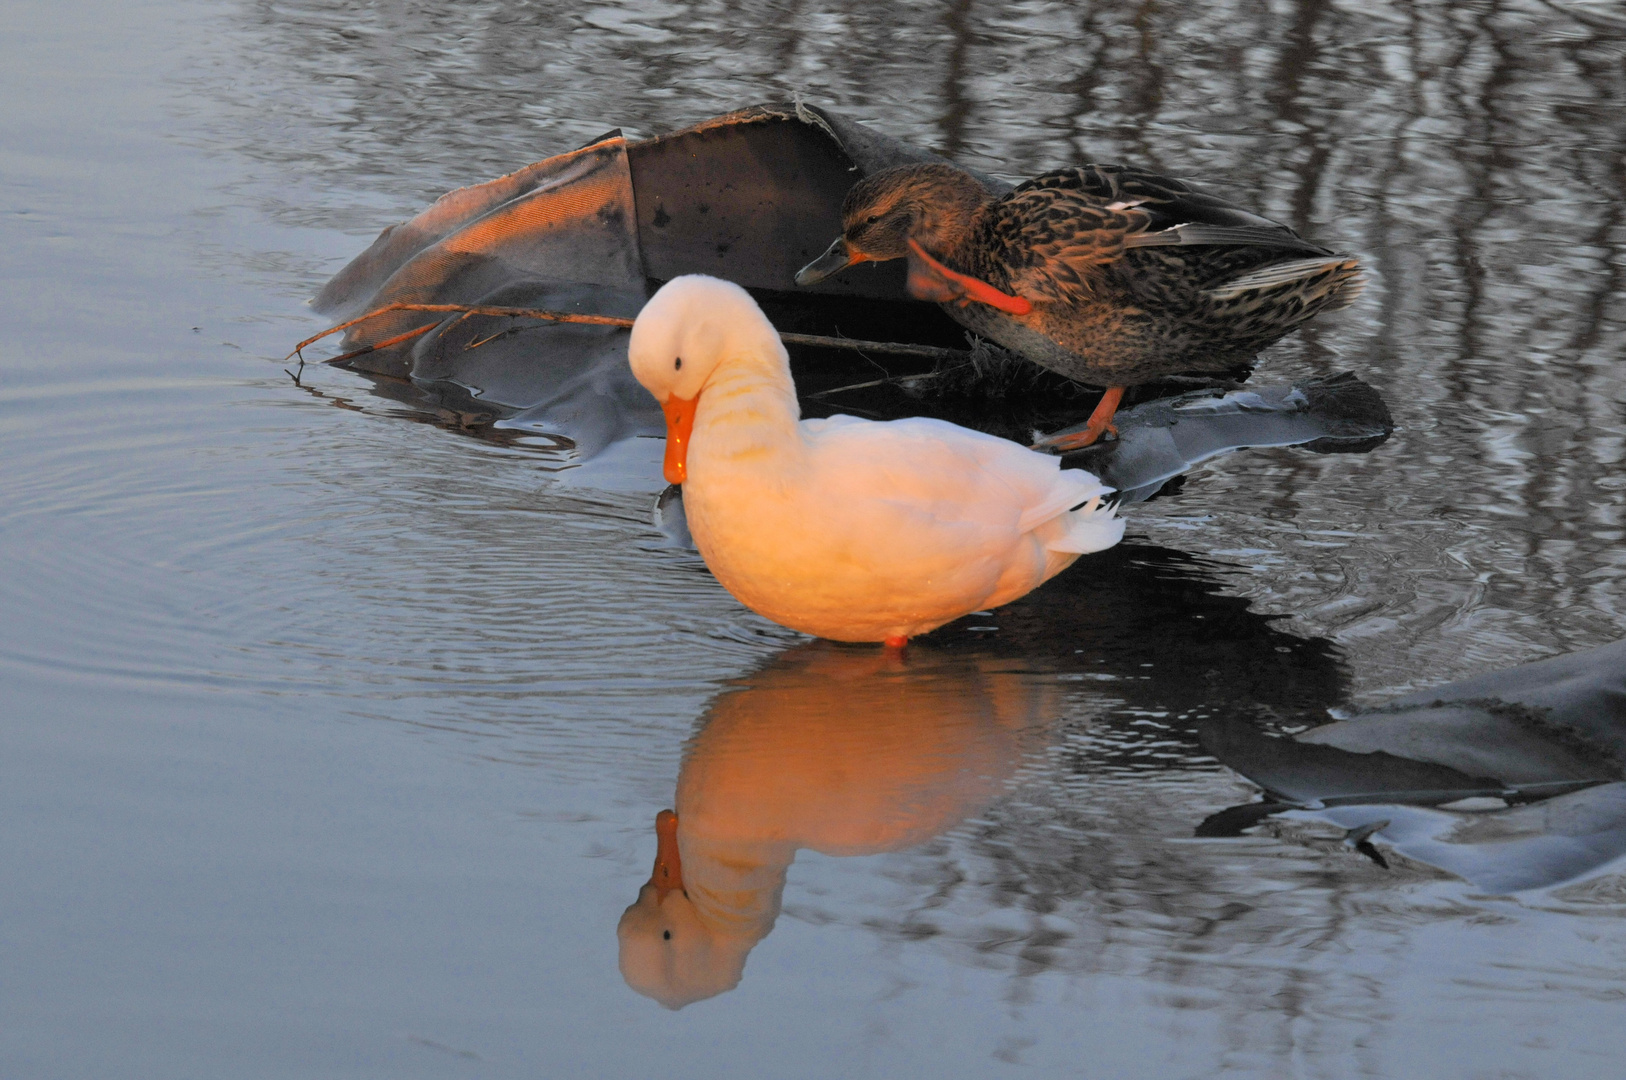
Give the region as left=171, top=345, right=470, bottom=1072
left=1016, top=467, right=1114, bottom=533
left=1044, top=495, right=1126, bottom=555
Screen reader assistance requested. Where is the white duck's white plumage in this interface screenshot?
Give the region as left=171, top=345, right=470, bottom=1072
left=628, top=275, right=1125, bottom=643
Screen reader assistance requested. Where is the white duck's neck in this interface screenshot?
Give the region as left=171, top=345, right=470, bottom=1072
left=681, top=835, right=792, bottom=933
left=691, top=343, right=803, bottom=475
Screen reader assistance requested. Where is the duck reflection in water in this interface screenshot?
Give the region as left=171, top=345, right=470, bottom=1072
left=618, top=541, right=1353, bottom=1007
left=618, top=642, right=1054, bottom=1009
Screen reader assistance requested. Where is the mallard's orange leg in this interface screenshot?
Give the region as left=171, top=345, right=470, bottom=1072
left=1033, top=387, right=1125, bottom=452
left=883, top=635, right=909, bottom=649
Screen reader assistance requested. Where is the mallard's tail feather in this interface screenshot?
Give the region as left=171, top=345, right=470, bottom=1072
left=1206, top=256, right=1365, bottom=312
left=1128, top=223, right=1332, bottom=256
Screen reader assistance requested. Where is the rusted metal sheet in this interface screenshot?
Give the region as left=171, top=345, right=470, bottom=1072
left=314, top=132, right=646, bottom=321
left=625, top=103, right=969, bottom=297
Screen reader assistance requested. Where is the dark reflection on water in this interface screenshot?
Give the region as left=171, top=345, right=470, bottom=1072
left=928, top=542, right=1345, bottom=725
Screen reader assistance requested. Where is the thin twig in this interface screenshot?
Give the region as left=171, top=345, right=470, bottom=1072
left=288, top=302, right=970, bottom=365
left=776, top=332, right=964, bottom=362
left=805, top=376, right=896, bottom=398
left=320, top=322, right=439, bottom=366
left=805, top=361, right=978, bottom=400
left=287, top=304, right=630, bottom=360
left=464, top=326, right=522, bottom=351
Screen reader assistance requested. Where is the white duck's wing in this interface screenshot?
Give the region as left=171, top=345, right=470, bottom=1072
left=802, top=415, right=1112, bottom=542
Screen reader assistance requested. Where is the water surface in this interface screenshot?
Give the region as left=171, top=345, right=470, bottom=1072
left=3, top=1, right=1625, bottom=1077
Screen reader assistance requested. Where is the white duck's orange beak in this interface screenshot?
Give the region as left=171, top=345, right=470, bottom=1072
left=662, top=394, right=699, bottom=485
left=650, top=809, right=684, bottom=903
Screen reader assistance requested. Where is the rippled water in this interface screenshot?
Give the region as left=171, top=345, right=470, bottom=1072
left=3, top=0, right=1625, bottom=1076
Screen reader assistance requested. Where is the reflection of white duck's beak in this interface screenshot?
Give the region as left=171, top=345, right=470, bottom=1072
left=650, top=809, right=684, bottom=903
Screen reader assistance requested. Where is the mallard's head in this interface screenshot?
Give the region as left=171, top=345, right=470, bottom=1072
left=795, top=163, right=992, bottom=286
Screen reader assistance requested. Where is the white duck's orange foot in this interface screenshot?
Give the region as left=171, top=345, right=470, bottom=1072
left=883, top=635, right=909, bottom=649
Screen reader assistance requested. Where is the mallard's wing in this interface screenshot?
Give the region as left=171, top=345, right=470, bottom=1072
left=990, top=165, right=1333, bottom=303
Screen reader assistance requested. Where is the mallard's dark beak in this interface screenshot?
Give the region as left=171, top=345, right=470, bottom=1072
left=794, top=236, right=870, bottom=286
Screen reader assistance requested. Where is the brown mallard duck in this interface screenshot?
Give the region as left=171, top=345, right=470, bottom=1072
left=795, top=162, right=1364, bottom=449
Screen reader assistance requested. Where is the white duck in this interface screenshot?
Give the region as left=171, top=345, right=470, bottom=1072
left=627, top=276, right=1125, bottom=645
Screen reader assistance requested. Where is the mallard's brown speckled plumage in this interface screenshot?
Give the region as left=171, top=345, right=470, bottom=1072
left=797, top=161, right=1364, bottom=391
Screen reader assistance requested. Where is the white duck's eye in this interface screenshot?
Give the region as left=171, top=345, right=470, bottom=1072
left=674, top=357, right=682, bottom=370
left=663, top=930, right=671, bottom=940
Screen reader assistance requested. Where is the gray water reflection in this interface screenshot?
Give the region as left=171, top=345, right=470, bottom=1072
left=3, top=0, right=1626, bottom=1075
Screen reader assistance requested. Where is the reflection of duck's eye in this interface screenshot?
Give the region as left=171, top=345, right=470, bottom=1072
left=663, top=930, right=671, bottom=940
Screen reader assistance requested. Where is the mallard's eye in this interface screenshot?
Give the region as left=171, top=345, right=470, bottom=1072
left=674, top=357, right=682, bottom=370
left=866, top=215, right=880, bottom=224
